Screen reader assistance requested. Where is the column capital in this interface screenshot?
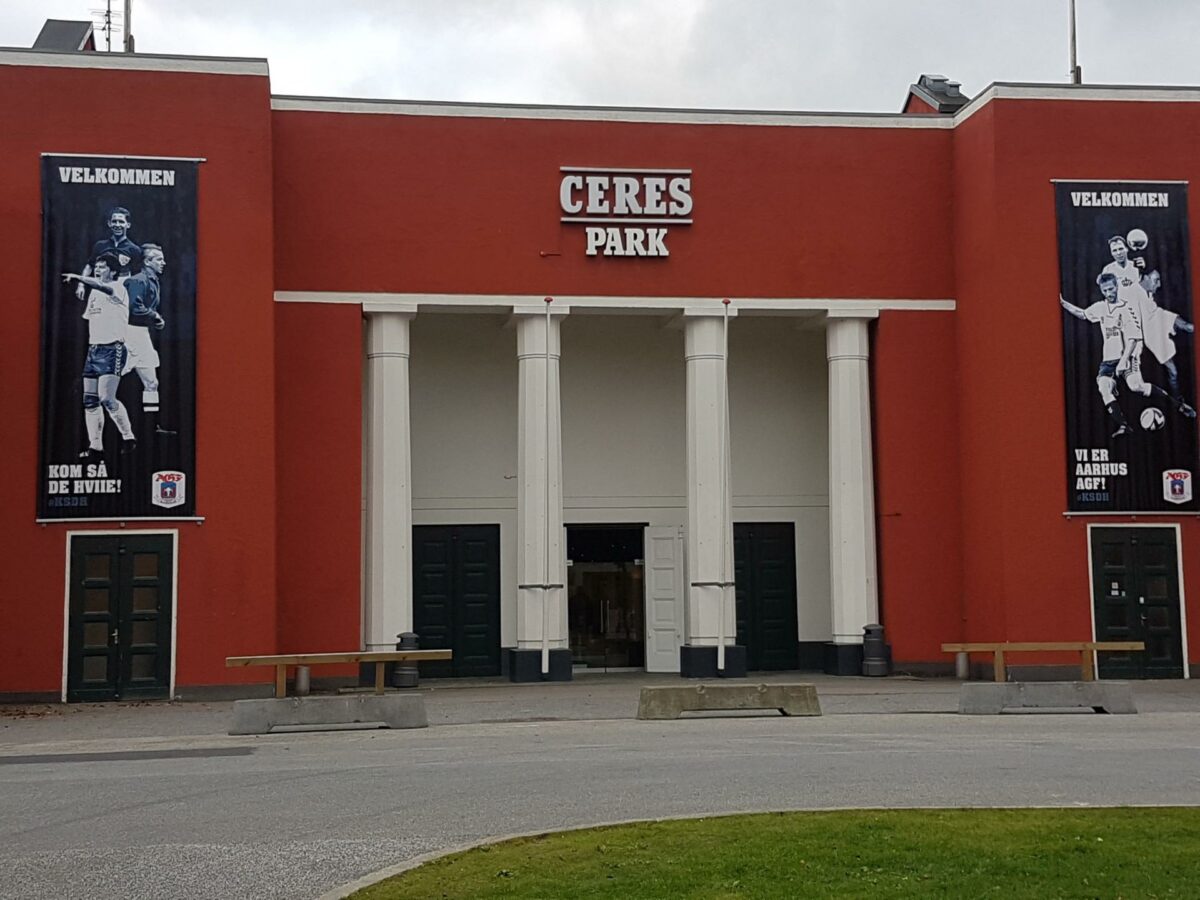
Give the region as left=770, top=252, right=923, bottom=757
left=510, top=304, right=571, bottom=317
left=826, top=315, right=873, bottom=362
left=516, top=310, right=564, bottom=359
left=362, top=301, right=418, bottom=316
left=682, top=306, right=739, bottom=319
left=684, top=312, right=730, bottom=359
left=366, top=307, right=414, bottom=358
left=825, top=308, right=880, bottom=320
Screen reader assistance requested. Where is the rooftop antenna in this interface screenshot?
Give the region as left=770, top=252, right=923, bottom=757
left=1069, top=0, right=1082, bottom=83
left=90, top=1, right=123, bottom=52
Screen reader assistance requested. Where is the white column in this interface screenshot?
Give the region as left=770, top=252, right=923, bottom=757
left=515, top=307, right=568, bottom=658
left=684, top=312, right=736, bottom=648
left=826, top=312, right=879, bottom=645
left=363, top=305, right=417, bottom=651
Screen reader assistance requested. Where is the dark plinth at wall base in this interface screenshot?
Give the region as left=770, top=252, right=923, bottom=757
left=796, top=641, right=828, bottom=671
left=0, top=691, right=62, bottom=705
left=507, top=648, right=573, bottom=682
left=824, top=642, right=864, bottom=676
left=171, top=682, right=275, bottom=702
left=888, top=661, right=955, bottom=678
left=679, top=644, right=747, bottom=678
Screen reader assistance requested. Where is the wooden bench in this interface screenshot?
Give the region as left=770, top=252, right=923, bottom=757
left=941, top=642, right=1144, bottom=683
left=226, top=650, right=452, bottom=698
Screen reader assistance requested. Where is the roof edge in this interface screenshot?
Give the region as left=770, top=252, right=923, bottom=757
left=0, top=46, right=268, bottom=76
left=273, top=82, right=1200, bottom=129
left=269, top=94, right=955, bottom=129
left=954, top=81, right=1200, bottom=125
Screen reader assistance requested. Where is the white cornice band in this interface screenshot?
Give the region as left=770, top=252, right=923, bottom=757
left=270, top=83, right=1200, bottom=130
left=0, top=47, right=268, bottom=76
left=276, top=292, right=954, bottom=314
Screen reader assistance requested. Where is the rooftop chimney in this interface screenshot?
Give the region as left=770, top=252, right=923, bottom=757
left=32, top=19, right=96, bottom=52
left=902, top=74, right=970, bottom=115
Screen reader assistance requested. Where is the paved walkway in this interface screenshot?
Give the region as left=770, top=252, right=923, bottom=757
left=2, top=675, right=1199, bottom=899
left=4, top=673, right=1199, bottom=747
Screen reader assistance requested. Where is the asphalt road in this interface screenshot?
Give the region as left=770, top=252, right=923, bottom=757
left=3, top=699, right=1200, bottom=899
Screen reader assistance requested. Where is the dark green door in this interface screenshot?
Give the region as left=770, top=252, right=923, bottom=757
left=67, top=534, right=174, bottom=702
left=413, top=525, right=501, bottom=677
left=1091, top=527, right=1184, bottom=679
left=734, top=522, right=799, bottom=671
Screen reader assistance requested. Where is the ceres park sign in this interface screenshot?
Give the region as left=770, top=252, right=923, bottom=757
left=559, top=166, right=692, bottom=257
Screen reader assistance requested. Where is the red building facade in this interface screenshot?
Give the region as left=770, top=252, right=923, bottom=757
left=1, top=46, right=1195, bottom=700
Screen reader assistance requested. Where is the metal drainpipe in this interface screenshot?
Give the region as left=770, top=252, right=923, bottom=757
left=541, top=296, right=553, bottom=676
left=717, top=298, right=731, bottom=673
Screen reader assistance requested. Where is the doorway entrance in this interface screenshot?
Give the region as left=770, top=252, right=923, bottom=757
left=67, top=533, right=174, bottom=702
left=1090, top=526, right=1186, bottom=679
left=567, top=525, right=645, bottom=670
left=734, top=522, right=799, bottom=671
left=412, top=525, right=502, bottom=678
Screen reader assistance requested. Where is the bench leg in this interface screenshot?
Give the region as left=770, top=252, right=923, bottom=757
left=275, top=664, right=287, bottom=699
left=1081, top=649, right=1095, bottom=682
left=993, top=649, right=1006, bottom=683
left=374, top=662, right=386, bottom=695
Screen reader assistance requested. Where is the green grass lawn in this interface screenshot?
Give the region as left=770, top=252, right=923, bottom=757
left=353, top=808, right=1200, bottom=899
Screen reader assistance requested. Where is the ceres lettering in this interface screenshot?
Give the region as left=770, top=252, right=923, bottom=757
left=560, top=173, right=693, bottom=218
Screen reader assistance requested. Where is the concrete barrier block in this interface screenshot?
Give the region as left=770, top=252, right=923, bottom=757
left=637, top=682, right=821, bottom=719
left=958, top=681, right=1137, bottom=715
left=230, top=693, right=428, bottom=735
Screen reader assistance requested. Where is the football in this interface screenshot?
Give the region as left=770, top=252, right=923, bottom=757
left=1127, top=228, right=1149, bottom=251
left=1140, top=407, right=1165, bottom=431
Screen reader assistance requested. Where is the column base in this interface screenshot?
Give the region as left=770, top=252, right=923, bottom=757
left=823, top=642, right=864, bottom=676
left=507, top=648, right=573, bottom=683
left=679, top=644, right=747, bottom=679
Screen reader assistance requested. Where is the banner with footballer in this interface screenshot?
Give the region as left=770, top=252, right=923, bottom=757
left=38, top=155, right=198, bottom=520
left=1055, top=180, right=1198, bottom=512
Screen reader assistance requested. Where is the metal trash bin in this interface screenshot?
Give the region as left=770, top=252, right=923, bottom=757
left=862, top=623, right=889, bottom=677
left=393, top=632, right=420, bottom=689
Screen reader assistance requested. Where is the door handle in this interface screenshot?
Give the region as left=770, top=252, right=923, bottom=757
left=111, top=628, right=119, bottom=644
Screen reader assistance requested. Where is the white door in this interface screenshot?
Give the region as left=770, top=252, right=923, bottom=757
left=644, top=526, right=685, bottom=672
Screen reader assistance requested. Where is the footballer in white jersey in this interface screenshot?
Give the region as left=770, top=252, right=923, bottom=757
left=82, top=276, right=129, bottom=347
left=1100, top=235, right=1197, bottom=417
left=1060, top=272, right=1188, bottom=436
left=61, top=252, right=137, bottom=459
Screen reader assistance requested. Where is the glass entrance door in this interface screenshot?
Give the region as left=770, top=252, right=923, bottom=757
left=567, top=526, right=645, bottom=670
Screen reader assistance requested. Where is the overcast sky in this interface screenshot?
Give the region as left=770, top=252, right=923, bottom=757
left=4, top=1, right=1199, bottom=112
